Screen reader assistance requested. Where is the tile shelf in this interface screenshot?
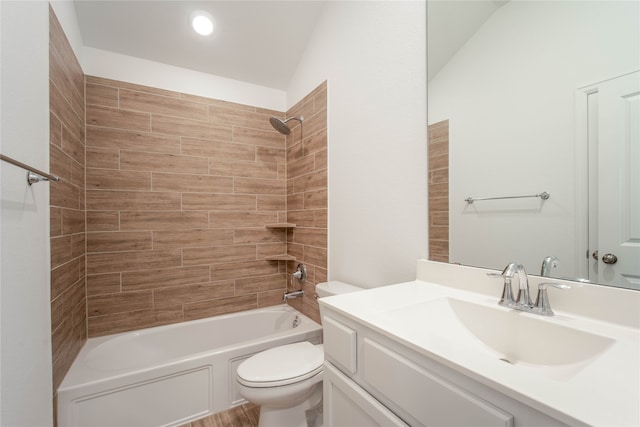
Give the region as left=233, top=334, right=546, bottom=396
left=264, top=223, right=296, bottom=261
left=264, top=254, right=297, bottom=261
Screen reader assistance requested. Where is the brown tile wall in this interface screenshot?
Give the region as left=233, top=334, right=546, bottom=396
left=284, top=82, right=328, bottom=323
left=428, top=120, right=449, bottom=262
left=49, top=6, right=86, bottom=395
left=84, top=76, right=298, bottom=337
left=48, top=12, right=328, bottom=419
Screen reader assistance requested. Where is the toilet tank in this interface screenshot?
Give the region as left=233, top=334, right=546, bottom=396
left=316, top=281, right=363, bottom=298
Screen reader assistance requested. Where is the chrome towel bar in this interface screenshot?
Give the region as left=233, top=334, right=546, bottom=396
left=465, top=191, right=550, bottom=204
left=1, top=153, right=60, bottom=185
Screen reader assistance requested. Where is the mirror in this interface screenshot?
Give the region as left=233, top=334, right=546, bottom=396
left=427, top=0, right=640, bottom=289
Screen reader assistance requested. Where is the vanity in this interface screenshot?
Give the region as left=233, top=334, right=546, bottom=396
left=319, top=260, right=640, bottom=426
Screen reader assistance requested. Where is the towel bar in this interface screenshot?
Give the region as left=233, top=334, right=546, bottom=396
left=1, top=153, right=60, bottom=185
left=465, top=192, right=550, bottom=204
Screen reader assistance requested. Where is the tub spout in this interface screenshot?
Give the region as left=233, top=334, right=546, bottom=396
left=283, top=290, right=304, bottom=301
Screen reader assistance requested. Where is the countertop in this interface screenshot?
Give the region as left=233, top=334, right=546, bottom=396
left=320, top=278, right=640, bottom=426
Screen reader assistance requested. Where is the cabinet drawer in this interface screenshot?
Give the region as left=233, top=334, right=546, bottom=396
left=323, top=316, right=357, bottom=375
left=363, top=338, right=513, bottom=427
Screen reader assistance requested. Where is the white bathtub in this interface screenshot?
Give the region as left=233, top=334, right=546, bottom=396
left=57, top=305, right=322, bottom=427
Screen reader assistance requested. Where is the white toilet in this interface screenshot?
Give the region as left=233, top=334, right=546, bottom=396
left=236, top=281, right=362, bottom=427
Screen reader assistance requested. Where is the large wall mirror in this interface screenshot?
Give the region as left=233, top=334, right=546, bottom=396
left=427, top=0, right=640, bottom=290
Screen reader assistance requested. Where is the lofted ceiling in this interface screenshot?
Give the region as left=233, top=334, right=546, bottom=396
left=428, top=0, right=507, bottom=81
left=73, top=1, right=325, bottom=90
left=73, top=1, right=505, bottom=90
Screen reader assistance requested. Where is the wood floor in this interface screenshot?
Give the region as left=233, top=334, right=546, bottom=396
left=179, top=403, right=260, bottom=427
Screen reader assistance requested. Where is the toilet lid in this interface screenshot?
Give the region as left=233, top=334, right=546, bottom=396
left=237, top=341, right=323, bottom=386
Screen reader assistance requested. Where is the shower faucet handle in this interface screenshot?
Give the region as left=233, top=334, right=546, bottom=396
left=290, top=263, right=307, bottom=286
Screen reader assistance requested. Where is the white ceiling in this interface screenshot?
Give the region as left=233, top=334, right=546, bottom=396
left=428, top=1, right=506, bottom=81
left=73, top=1, right=325, bottom=90
left=73, top=1, right=504, bottom=90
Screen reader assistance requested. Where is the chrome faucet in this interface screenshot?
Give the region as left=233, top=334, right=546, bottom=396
left=284, top=263, right=307, bottom=301
left=512, top=263, right=532, bottom=308
left=283, top=290, right=304, bottom=301
left=291, top=263, right=307, bottom=286
left=488, top=262, right=532, bottom=310
left=489, top=262, right=570, bottom=316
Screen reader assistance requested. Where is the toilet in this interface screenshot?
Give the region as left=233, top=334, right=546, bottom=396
left=235, top=281, right=362, bottom=427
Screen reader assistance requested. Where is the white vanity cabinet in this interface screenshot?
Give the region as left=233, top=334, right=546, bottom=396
left=321, top=308, right=569, bottom=427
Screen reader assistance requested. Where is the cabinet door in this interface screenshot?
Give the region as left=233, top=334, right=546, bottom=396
left=324, top=362, right=408, bottom=427
left=323, top=316, right=357, bottom=375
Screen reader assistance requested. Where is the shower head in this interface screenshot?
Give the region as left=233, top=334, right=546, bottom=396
left=269, top=116, right=304, bottom=135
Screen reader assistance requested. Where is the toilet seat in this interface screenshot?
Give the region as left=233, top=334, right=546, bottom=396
left=237, top=342, right=324, bottom=388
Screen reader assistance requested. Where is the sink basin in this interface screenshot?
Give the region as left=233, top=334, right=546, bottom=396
left=379, top=297, right=615, bottom=380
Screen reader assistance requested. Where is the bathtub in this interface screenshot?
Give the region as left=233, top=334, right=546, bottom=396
left=57, top=305, right=322, bottom=427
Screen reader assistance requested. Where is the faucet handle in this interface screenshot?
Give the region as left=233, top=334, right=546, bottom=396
left=538, top=282, right=571, bottom=291
left=291, top=263, right=307, bottom=286
left=487, top=272, right=515, bottom=306
left=486, top=272, right=504, bottom=278
left=534, top=282, right=570, bottom=316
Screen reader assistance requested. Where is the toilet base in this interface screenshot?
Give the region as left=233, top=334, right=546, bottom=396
left=258, top=383, right=323, bottom=427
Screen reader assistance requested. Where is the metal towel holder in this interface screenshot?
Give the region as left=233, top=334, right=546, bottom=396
left=465, top=192, right=550, bottom=204
left=1, top=154, right=60, bottom=185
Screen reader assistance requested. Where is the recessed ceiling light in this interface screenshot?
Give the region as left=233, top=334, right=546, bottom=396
left=191, top=11, right=214, bottom=36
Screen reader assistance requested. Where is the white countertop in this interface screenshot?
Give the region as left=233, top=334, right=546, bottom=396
left=320, top=278, right=640, bottom=426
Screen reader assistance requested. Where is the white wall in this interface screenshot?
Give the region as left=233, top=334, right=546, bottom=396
left=0, top=1, right=53, bottom=425
left=287, top=1, right=428, bottom=287
left=82, top=47, right=287, bottom=112
left=428, top=1, right=639, bottom=279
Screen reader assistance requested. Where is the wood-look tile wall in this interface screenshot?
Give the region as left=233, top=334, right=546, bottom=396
left=48, top=16, right=328, bottom=417
left=49, top=6, right=86, bottom=394
left=284, top=82, right=328, bottom=323
left=428, top=120, right=449, bottom=262
left=84, top=76, right=295, bottom=337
